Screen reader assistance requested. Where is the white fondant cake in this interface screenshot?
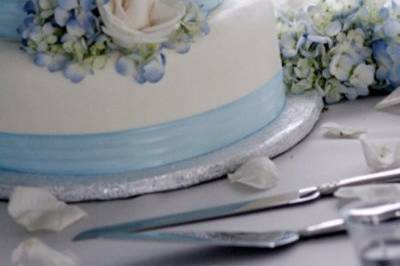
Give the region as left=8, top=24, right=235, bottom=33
left=0, top=0, right=285, bottom=175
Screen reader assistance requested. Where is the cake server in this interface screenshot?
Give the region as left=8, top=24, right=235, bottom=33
left=76, top=201, right=400, bottom=246
left=74, top=168, right=400, bottom=241
left=95, top=219, right=346, bottom=248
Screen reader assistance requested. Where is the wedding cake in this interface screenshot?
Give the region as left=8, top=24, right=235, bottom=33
left=0, top=0, right=285, bottom=175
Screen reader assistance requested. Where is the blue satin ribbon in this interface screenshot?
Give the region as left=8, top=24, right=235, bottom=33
left=0, top=72, right=286, bottom=176
left=0, top=0, right=25, bottom=40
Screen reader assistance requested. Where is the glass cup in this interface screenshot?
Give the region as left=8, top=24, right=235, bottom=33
left=341, top=200, right=400, bottom=266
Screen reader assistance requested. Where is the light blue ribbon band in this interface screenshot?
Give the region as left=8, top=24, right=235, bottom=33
left=0, top=0, right=25, bottom=40
left=0, top=72, right=285, bottom=176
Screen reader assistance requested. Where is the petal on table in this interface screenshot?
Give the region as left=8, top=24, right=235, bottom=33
left=360, top=137, right=399, bottom=171
left=228, top=157, right=279, bottom=190
left=375, top=87, right=400, bottom=110
left=8, top=187, right=87, bottom=232
left=12, top=238, right=78, bottom=266
left=321, top=122, right=366, bottom=138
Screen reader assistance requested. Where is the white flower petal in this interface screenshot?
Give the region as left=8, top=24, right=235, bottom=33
left=375, top=87, right=400, bottom=110
left=334, top=184, right=400, bottom=201
left=325, top=20, right=342, bottom=36
left=383, top=19, right=400, bottom=40
left=349, top=63, right=375, bottom=89
left=228, top=157, right=279, bottom=190
left=307, top=35, right=332, bottom=47
left=330, top=54, right=355, bottom=81
left=360, top=137, right=400, bottom=171
left=321, top=122, right=366, bottom=138
left=324, top=79, right=345, bottom=103
left=12, top=238, right=78, bottom=266
left=8, top=187, right=87, bottom=232
left=280, top=33, right=298, bottom=58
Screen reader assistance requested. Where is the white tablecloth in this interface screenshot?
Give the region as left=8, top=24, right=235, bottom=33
left=1, top=96, right=398, bottom=266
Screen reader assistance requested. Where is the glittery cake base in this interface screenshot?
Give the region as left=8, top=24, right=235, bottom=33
left=0, top=92, right=323, bottom=202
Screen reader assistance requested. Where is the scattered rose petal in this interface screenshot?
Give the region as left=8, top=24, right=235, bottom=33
left=8, top=187, right=87, bottom=232
left=360, top=136, right=400, bottom=171
left=12, top=238, right=78, bottom=266
left=321, top=122, right=366, bottom=138
left=334, top=184, right=400, bottom=201
left=375, top=87, right=400, bottom=110
left=228, top=157, right=279, bottom=190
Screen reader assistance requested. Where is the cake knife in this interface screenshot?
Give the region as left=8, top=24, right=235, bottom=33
left=74, top=168, right=400, bottom=241
left=94, top=219, right=346, bottom=248
left=75, top=201, right=400, bottom=247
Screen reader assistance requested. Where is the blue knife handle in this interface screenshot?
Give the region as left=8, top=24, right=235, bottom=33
left=74, top=200, right=250, bottom=241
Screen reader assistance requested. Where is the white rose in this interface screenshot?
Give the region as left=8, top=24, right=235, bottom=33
left=97, top=0, right=186, bottom=48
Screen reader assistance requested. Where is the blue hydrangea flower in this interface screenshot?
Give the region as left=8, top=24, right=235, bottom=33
left=54, top=7, right=71, bottom=27
left=26, top=22, right=58, bottom=52
left=194, top=0, right=223, bottom=15
left=18, top=16, right=37, bottom=42
left=66, top=18, right=85, bottom=37
left=54, top=0, right=109, bottom=41
left=34, top=52, right=69, bottom=72
left=325, top=20, right=342, bottom=37
left=58, top=0, right=78, bottom=11
left=23, top=0, right=38, bottom=14
left=342, top=86, right=369, bottom=101
left=329, top=54, right=356, bottom=81
left=38, top=0, right=54, bottom=10
left=162, top=0, right=211, bottom=56
left=116, top=56, right=136, bottom=77
left=373, top=40, right=392, bottom=78
left=64, top=63, right=91, bottom=83
left=324, top=79, right=345, bottom=104
left=116, top=52, right=166, bottom=84
left=164, top=34, right=192, bottom=54
left=373, top=39, right=400, bottom=88
left=294, top=58, right=313, bottom=79
left=140, top=54, right=167, bottom=83
left=382, top=18, right=400, bottom=42
left=280, top=33, right=299, bottom=58
left=19, top=0, right=211, bottom=84
left=349, top=63, right=375, bottom=89
left=277, top=0, right=400, bottom=103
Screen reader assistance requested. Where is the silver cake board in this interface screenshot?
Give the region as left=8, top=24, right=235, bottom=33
left=0, top=93, right=323, bottom=202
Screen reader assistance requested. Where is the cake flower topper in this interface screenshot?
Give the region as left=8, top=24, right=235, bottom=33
left=18, top=0, right=220, bottom=84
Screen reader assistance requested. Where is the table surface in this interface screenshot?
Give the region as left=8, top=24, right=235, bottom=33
left=1, top=96, right=398, bottom=266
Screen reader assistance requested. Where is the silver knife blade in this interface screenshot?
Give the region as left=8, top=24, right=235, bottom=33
left=108, top=202, right=400, bottom=248
left=76, top=218, right=349, bottom=247
left=73, top=187, right=320, bottom=241
left=93, top=230, right=300, bottom=248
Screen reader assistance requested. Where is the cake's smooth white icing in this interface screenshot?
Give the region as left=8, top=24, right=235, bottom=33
left=0, top=0, right=282, bottom=134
